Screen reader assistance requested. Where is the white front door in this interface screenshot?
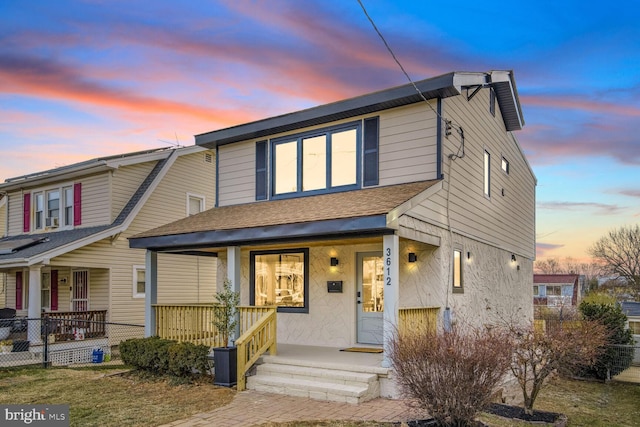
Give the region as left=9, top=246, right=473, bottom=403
left=356, top=252, right=384, bottom=345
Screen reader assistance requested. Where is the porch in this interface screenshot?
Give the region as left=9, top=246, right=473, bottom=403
left=153, top=304, right=438, bottom=395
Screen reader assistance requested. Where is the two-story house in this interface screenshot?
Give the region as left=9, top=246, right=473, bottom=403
left=533, top=274, right=581, bottom=310
left=0, top=146, right=217, bottom=345
left=130, top=70, right=536, bottom=399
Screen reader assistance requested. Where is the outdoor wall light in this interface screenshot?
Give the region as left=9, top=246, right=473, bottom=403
left=408, top=253, right=418, bottom=263
left=511, top=254, right=517, bottom=262
left=467, top=251, right=471, bottom=260
left=330, top=257, right=339, bottom=267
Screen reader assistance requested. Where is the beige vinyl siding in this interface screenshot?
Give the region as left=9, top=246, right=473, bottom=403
left=110, top=162, right=156, bottom=221
left=378, top=102, right=439, bottom=186
left=78, top=173, right=111, bottom=227
left=411, top=90, right=535, bottom=258
left=6, top=191, right=23, bottom=236
left=0, top=200, right=6, bottom=237
left=0, top=272, right=5, bottom=307
left=218, top=142, right=256, bottom=206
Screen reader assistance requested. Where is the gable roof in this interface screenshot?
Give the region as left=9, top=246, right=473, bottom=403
left=129, top=180, right=441, bottom=251
left=533, top=274, right=580, bottom=285
left=0, top=146, right=204, bottom=267
left=195, top=70, right=524, bottom=148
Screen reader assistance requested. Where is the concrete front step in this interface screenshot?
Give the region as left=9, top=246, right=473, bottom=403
left=255, top=362, right=379, bottom=387
left=247, top=362, right=382, bottom=403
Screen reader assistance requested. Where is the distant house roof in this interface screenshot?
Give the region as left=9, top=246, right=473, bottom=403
left=0, top=146, right=204, bottom=267
left=621, top=302, right=640, bottom=318
left=129, top=180, right=441, bottom=251
left=534, top=274, right=580, bottom=285
left=195, top=70, right=524, bottom=148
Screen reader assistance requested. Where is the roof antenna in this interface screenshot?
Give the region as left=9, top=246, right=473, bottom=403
left=158, top=133, right=182, bottom=149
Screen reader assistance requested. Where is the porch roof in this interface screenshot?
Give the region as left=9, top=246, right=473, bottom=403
left=129, top=180, right=440, bottom=251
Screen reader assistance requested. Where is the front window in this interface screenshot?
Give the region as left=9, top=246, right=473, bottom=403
left=629, top=321, right=640, bottom=335
left=133, top=266, right=145, bottom=298
left=250, top=249, right=309, bottom=313
left=34, top=193, right=44, bottom=230
left=41, top=272, right=50, bottom=310
left=63, top=186, right=73, bottom=226
left=272, top=123, right=360, bottom=197
left=452, top=248, right=463, bottom=293
left=47, top=190, right=60, bottom=220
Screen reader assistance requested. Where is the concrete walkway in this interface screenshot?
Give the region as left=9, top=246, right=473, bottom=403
left=161, top=390, right=427, bottom=427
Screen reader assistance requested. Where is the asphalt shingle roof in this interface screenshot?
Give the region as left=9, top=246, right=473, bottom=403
left=132, top=180, right=440, bottom=240
left=533, top=274, right=579, bottom=285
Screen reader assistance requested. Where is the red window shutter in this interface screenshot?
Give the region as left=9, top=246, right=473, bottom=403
left=16, top=272, right=23, bottom=310
left=51, top=270, right=59, bottom=311
left=23, top=193, right=31, bottom=232
left=73, top=183, right=82, bottom=226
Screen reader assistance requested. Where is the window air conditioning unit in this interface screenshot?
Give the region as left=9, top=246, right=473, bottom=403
left=45, top=217, right=59, bottom=228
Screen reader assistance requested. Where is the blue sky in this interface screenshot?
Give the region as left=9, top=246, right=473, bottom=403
left=1, top=0, right=638, bottom=261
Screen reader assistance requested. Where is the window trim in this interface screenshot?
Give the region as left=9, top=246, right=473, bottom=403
left=452, top=246, right=464, bottom=294
left=132, top=265, right=146, bottom=299
left=186, top=193, right=205, bottom=216
left=250, top=248, right=309, bottom=313
left=270, top=121, right=362, bottom=199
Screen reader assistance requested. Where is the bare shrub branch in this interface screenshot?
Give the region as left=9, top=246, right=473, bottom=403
left=390, top=326, right=512, bottom=426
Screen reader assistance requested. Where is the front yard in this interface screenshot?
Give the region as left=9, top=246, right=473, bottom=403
left=0, top=366, right=638, bottom=426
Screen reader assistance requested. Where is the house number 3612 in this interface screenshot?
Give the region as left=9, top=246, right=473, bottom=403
left=385, top=248, right=391, bottom=286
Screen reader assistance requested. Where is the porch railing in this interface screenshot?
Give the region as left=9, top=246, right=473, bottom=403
left=398, top=306, right=439, bottom=336
left=43, top=310, right=108, bottom=342
left=236, top=307, right=277, bottom=391
left=153, top=304, right=276, bottom=348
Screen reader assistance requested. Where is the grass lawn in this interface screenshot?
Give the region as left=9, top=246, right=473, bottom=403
left=0, top=366, right=234, bottom=427
left=0, top=367, right=638, bottom=427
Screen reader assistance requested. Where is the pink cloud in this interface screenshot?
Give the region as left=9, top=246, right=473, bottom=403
left=536, top=242, right=565, bottom=258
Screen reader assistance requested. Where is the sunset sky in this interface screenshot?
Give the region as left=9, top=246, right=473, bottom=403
left=1, top=1, right=638, bottom=261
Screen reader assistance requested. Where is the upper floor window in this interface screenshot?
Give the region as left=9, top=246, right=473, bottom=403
left=272, top=122, right=361, bottom=198
left=501, top=156, right=510, bottom=175
left=25, top=183, right=81, bottom=232
left=483, top=149, right=491, bottom=198
left=187, top=193, right=205, bottom=216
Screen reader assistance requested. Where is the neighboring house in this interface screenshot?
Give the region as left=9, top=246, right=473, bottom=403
left=533, top=274, right=581, bottom=308
left=130, top=70, right=536, bottom=397
left=0, top=146, right=217, bottom=343
left=0, top=194, right=5, bottom=307
left=621, top=301, right=640, bottom=364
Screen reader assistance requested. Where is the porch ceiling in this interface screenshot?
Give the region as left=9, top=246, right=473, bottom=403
left=129, top=180, right=440, bottom=251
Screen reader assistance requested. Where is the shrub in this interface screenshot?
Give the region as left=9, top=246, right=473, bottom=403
left=120, top=336, right=174, bottom=374
left=579, top=301, right=634, bottom=379
left=168, top=342, right=210, bottom=377
left=508, top=318, right=608, bottom=415
left=390, top=325, right=512, bottom=427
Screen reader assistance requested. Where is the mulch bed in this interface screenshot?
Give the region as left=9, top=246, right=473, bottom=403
left=403, top=404, right=567, bottom=426
left=485, top=403, right=567, bottom=426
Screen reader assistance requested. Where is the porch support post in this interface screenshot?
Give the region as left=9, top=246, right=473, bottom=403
left=144, top=250, right=158, bottom=338
left=227, top=246, right=241, bottom=343
left=27, top=264, right=42, bottom=344
left=382, top=234, right=399, bottom=368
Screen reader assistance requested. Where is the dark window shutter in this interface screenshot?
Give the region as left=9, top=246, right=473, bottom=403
left=16, top=272, right=23, bottom=310
left=73, top=183, right=82, bottom=226
left=256, top=140, right=268, bottom=200
left=51, top=270, right=58, bottom=311
left=23, top=193, right=31, bottom=232
left=363, top=117, right=379, bottom=187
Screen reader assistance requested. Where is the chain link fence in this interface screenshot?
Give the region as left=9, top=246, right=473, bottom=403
left=0, top=317, right=144, bottom=368
left=608, top=343, right=640, bottom=382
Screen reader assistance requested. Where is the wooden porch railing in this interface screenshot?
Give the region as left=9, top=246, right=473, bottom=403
left=235, top=307, right=277, bottom=391
left=153, top=304, right=276, bottom=348
left=398, top=306, right=439, bottom=336
left=44, top=310, right=108, bottom=342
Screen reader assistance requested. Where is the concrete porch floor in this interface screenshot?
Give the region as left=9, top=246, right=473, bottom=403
left=260, top=343, right=387, bottom=373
